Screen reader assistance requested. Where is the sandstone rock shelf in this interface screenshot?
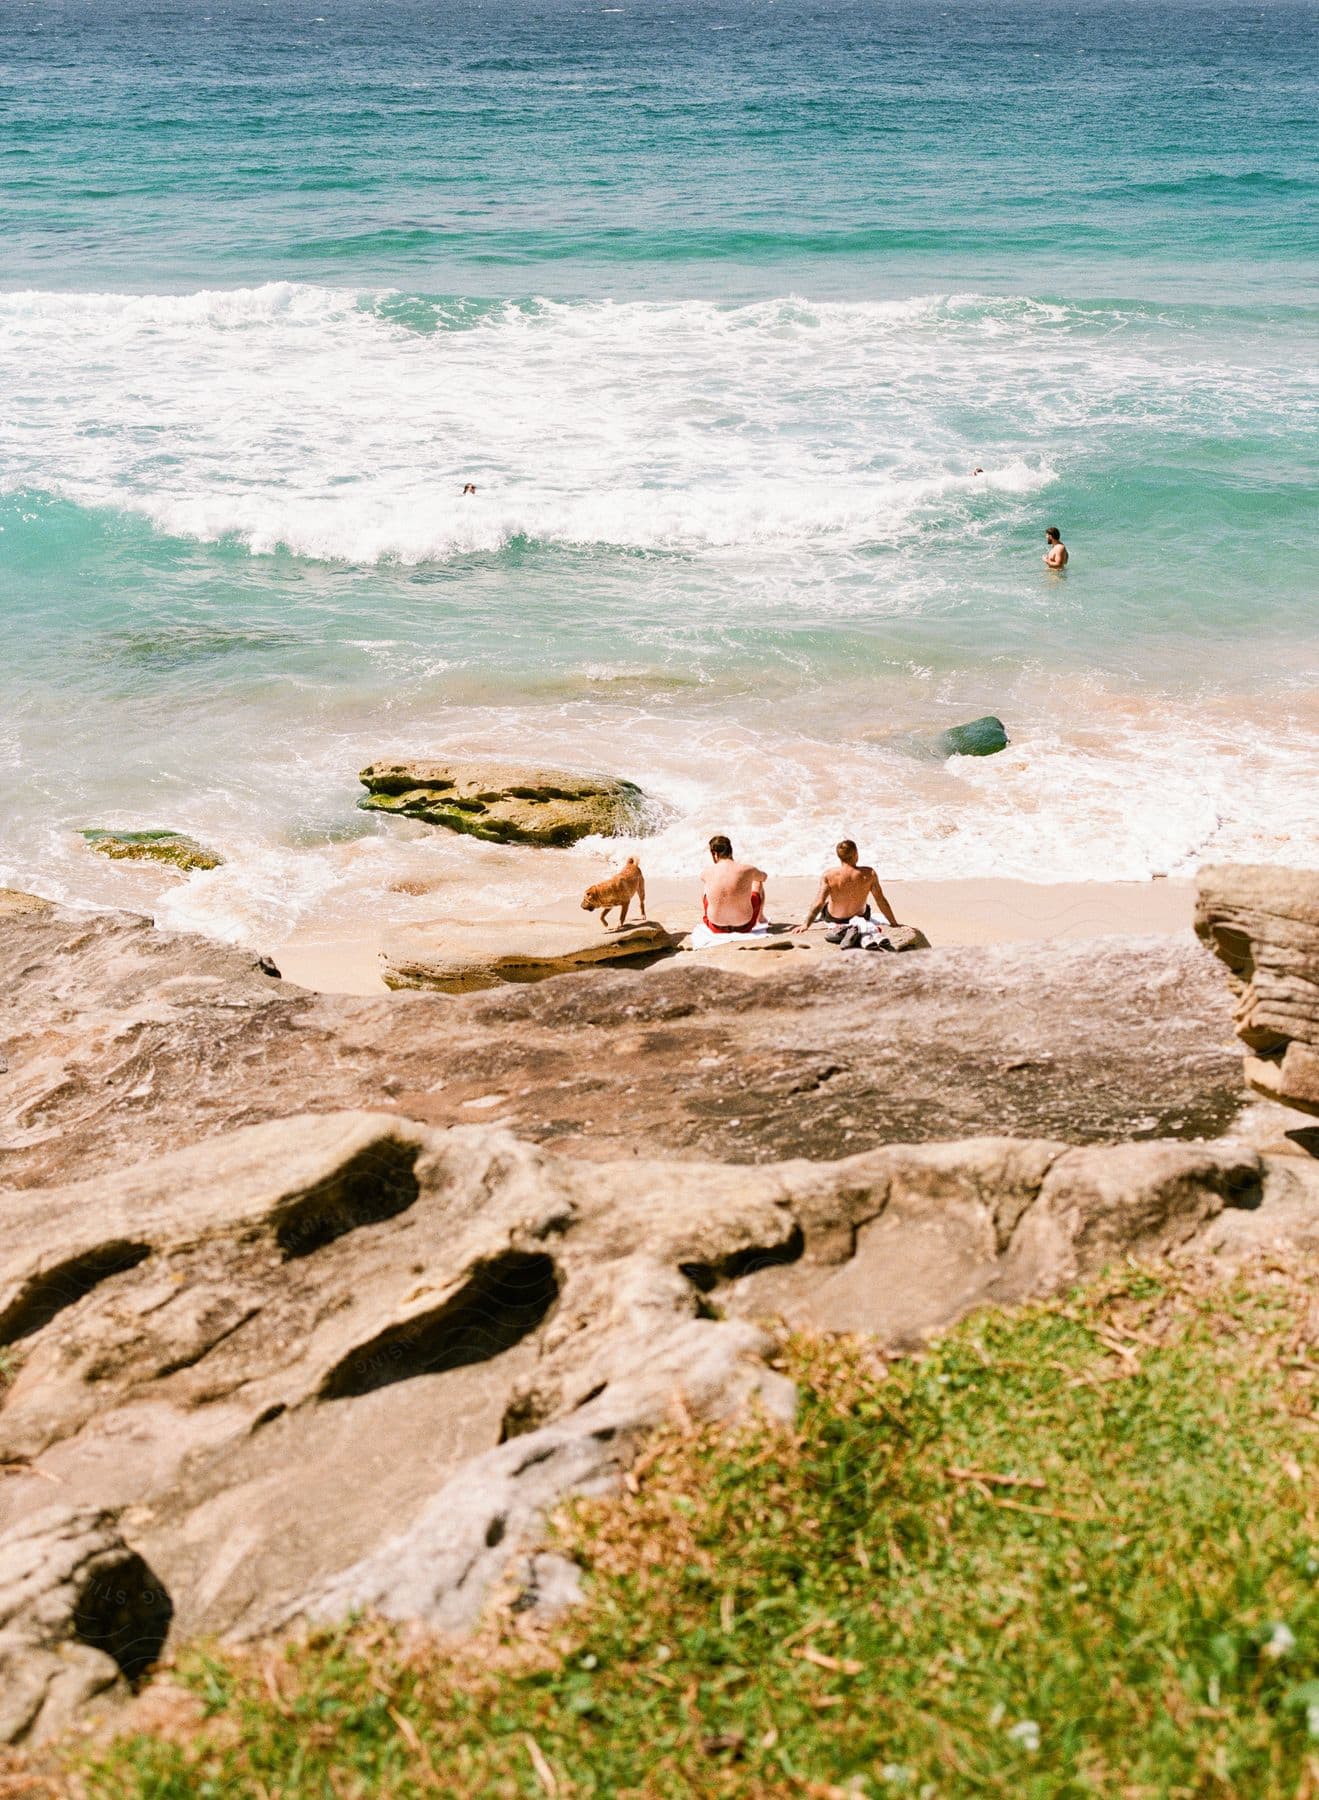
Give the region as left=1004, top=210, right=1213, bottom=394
left=0, top=899, right=1240, bottom=1188
left=382, top=917, right=678, bottom=992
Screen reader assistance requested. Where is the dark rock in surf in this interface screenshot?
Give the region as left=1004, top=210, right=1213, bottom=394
left=936, top=716, right=1009, bottom=758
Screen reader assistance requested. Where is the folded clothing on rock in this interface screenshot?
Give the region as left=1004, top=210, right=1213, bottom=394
left=828, top=915, right=896, bottom=951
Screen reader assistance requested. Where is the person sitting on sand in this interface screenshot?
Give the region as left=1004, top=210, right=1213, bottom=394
left=793, top=839, right=899, bottom=933
left=701, top=835, right=768, bottom=934
left=1043, top=526, right=1068, bottom=569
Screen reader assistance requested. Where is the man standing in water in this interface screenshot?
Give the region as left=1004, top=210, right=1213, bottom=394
left=701, top=835, right=769, bottom=933
left=793, top=840, right=899, bottom=932
left=1044, top=526, right=1069, bottom=569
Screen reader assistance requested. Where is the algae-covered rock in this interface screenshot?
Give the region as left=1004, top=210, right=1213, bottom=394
left=82, top=830, right=224, bottom=873
left=936, top=716, right=1009, bottom=758
left=359, top=760, right=652, bottom=847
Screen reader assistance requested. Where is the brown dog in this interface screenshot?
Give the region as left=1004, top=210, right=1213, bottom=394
left=580, top=856, right=646, bottom=929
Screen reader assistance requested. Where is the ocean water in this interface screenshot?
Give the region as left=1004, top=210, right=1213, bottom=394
left=2, top=0, right=1317, bottom=940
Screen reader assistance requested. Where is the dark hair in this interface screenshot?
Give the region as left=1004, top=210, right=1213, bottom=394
left=1045, top=526, right=1061, bottom=542
left=708, top=834, right=733, bottom=860
left=836, top=839, right=858, bottom=863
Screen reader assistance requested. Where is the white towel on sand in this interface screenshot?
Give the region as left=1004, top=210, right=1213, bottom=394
left=688, top=917, right=773, bottom=950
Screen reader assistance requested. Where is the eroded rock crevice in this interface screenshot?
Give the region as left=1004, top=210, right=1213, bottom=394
left=71, top=1547, right=174, bottom=1685
left=0, top=1242, right=151, bottom=1347
left=679, top=1223, right=806, bottom=1293
left=274, top=1137, right=422, bottom=1258
left=319, top=1251, right=560, bottom=1401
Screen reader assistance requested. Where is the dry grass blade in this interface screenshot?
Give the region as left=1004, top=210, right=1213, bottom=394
left=524, top=1732, right=559, bottom=1796
left=779, top=1616, right=839, bottom=1650
left=945, top=1465, right=1047, bottom=1490
left=260, top=1654, right=291, bottom=1719
left=993, top=1496, right=1101, bottom=1524
left=796, top=1645, right=863, bottom=1675
left=388, top=1707, right=442, bottom=1788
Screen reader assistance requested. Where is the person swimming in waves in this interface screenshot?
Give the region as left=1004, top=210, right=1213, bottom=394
left=793, top=839, right=899, bottom=933
left=701, top=835, right=769, bottom=934
left=1044, top=525, right=1068, bottom=569
left=461, top=483, right=477, bottom=496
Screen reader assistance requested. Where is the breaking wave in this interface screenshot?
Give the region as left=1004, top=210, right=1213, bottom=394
left=5, top=281, right=1299, bottom=568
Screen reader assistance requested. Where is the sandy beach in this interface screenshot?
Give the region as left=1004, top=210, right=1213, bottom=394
left=271, top=875, right=1195, bottom=994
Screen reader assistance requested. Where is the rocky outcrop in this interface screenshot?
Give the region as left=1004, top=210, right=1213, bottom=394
left=937, top=715, right=1008, bottom=757
left=358, top=761, right=652, bottom=846
left=81, top=830, right=224, bottom=872
left=0, top=1104, right=1308, bottom=1735
left=0, top=899, right=1239, bottom=1189
left=382, top=918, right=678, bottom=993
left=0, top=868, right=1310, bottom=1739
left=1196, top=863, right=1319, bottom=1117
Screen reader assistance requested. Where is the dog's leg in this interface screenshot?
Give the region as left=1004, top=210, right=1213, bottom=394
left=637, top=873, right=647, bottom=918
left=617, top=894, right=631, bottom=927
left=599, top=907, right=613, bottom=930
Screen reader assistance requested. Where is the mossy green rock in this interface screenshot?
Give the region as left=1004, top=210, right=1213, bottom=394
left=82, top=829, right=225, bottom=873
left=936, top=715, right=1009, bottom=758
left=359, top=760, right=651, bottom=848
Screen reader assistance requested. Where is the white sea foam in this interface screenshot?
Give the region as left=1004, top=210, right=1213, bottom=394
left=0, top=281, right=1245, bottom=567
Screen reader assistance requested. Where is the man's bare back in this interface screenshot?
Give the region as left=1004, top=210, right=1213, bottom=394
left=794, top=839, right=898, bottom=932
left=702, top=835, right=767, bottom=930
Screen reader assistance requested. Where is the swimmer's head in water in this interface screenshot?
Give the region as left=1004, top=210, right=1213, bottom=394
left=708, top=834, right=733, bottom=861
left=1045, top=526, right=1062, bottom=543
left=461, top=483, right=477, bottom=495
left=836, top=839, right=858, bottom=865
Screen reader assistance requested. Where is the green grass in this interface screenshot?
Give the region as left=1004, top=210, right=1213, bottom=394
left=70, top=1259, right=1319, bottom=1799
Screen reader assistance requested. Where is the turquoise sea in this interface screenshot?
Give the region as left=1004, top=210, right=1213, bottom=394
left=2, top=0, right=1317, bottom=939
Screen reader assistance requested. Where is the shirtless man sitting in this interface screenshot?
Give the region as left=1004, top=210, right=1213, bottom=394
left=793, top=840, right=899, bottom=933
left=701, top=835, right=768, bottom=933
